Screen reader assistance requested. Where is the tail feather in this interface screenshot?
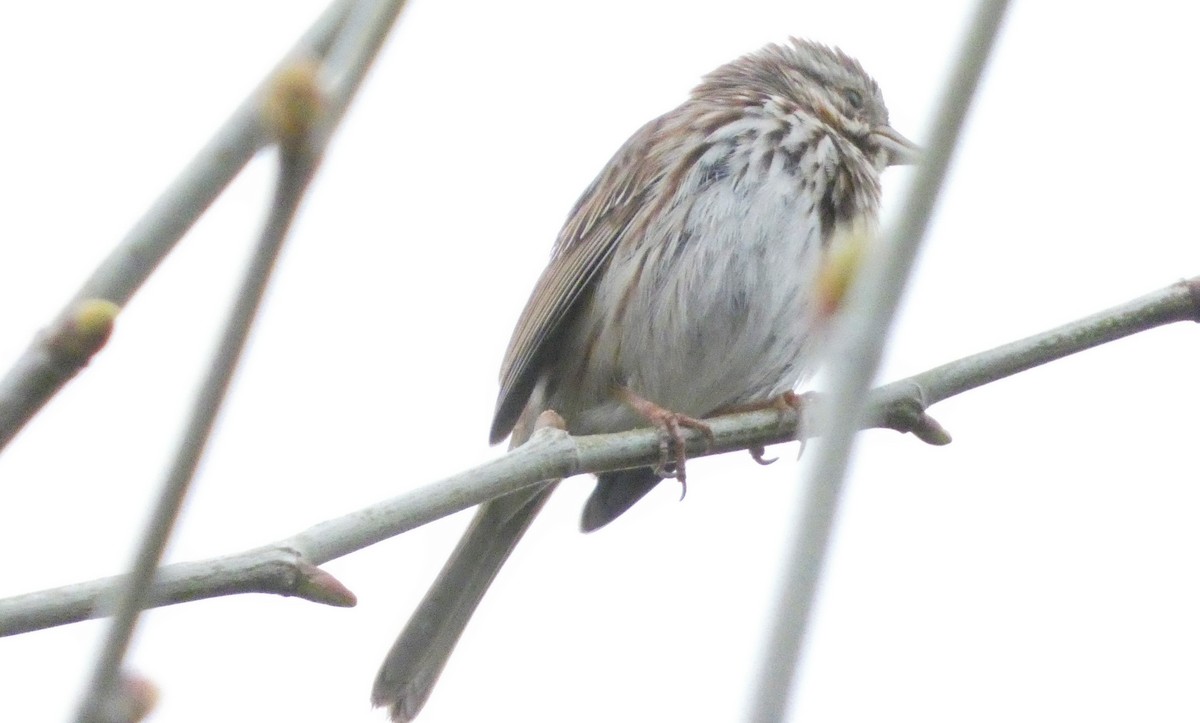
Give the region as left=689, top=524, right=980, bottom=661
left=581, top=467, right=663, bottom=532
left=372, top=482, right=557, bottom=722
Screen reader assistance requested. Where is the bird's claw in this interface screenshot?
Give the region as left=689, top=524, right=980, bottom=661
left=749, top=445, right=778, bottom=465
left=620, top=386, right=713, bottom=498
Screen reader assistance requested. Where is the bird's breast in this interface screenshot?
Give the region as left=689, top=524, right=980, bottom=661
left=548, top=126, right=881, bottom=435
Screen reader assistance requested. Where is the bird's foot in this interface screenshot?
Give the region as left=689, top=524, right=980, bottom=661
left=618, top=387, right=714, bottom=499
left=720, top=390, right=809, bottom=465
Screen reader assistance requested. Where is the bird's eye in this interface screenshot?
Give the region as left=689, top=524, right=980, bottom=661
left=844, top=88, right=865, bottom=110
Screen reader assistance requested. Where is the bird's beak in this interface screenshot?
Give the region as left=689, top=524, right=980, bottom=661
left=872, top=125, right=921, bottom=166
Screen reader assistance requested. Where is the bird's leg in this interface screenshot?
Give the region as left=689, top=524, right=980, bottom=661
left=717, top=391, right=808, bottom=466
left=617, top=387, right=715, bottom=497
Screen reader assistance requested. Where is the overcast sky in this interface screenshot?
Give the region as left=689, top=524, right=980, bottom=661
left=1, top=2, right=1199, bottom=722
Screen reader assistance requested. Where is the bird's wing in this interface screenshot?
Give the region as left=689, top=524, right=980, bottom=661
left=489, top=116, right=671, bottom=443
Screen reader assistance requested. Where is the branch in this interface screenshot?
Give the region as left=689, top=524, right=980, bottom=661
left=67, top=3, right=411, bottom=721
left=0, top=0, right=357, bottom=454
left=748, top=1, right=1013, bottom=718
left=1, top=275, right=1195, bottom=638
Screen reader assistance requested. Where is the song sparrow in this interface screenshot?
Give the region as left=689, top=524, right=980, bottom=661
left=372, top=37, right=917, bottom=721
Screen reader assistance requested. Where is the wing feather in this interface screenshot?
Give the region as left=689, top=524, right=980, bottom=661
left=489, top=116, right=668, bottom=443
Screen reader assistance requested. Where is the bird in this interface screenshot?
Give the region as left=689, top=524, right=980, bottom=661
left=372, top=37, right=917, bottom=721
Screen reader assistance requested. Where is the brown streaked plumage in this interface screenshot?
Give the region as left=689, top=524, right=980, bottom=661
left=373, top=37, right=917, bottom=722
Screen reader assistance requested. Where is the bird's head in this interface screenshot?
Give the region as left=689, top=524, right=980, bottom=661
left=696, top=37, right=919, bottom=169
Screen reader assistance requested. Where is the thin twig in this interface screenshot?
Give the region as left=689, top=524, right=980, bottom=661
left=3, top=274, right=1193, bottom=639
left=746, top=1, right=1014, bottom=720
left=0, top=0, right=357, bottom=453
left=71, top=85, right=324, bottom=723
left=68, top=2, right=411, bottom=720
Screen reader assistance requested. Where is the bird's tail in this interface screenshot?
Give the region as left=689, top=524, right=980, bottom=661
left=371, top=481, right=558, bottom=722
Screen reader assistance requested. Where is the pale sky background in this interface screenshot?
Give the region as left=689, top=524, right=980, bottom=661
left=1, top=2, right=1199, bottom=722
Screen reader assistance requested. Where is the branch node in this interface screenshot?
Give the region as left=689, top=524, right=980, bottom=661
left=533, top=409, right=566, bottom=432
left=815, top=218, right=873, bottom=317
left=114, top=673, right=160, bottom=723
left=43, top=298, right=121, bottom=367
left=879, top=395, right=952, bottom=445
left=293, top=561, right=356, bottom=607
left=529, top=411, right=577, bottom=476
left=263, top=58, right=326, bottom=153
left=909, top=412, right=953, bottom=446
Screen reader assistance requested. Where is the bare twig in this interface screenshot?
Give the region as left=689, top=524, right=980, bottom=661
left=747, top=2, right=1013, bottom=719
left=72, top=74, right=326, bottom=723
left=3, top=274, right=1193, bottom=639
left=0, top=0, right=358, bottom=453
left=69, top=2, right=411, bottom=721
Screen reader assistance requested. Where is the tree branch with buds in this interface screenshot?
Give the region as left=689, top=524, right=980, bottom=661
left=1, top=274, right=1193, bottom=638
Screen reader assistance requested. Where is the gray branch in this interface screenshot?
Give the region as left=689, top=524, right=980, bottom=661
left=1, top=275, right=1194, bottom=638
left=0, top=0, right=356, bottom=454
left=749, top=1, right=1013, bottom=718
left=67, top=3, right=411, bottom=721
